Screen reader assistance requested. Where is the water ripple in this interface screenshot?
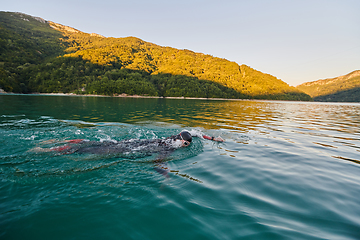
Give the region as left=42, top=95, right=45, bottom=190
left=1, top=95, right=360, bottom=240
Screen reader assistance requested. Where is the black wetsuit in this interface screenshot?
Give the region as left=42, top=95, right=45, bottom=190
left=50, top=134, right=184, bottom=160
left=74, top=138, right=176, bottom=156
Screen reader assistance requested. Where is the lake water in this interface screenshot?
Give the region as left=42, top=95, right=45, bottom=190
left=1, top=94, right=360, bottom=240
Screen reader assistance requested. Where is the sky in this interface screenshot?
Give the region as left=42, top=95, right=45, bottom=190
left=2, top=0, right=360, bottom=86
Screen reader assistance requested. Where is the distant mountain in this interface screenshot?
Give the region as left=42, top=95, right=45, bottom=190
left=0, top=11, right=311, bottom=100
left=296, top=70, right=360, bottom=102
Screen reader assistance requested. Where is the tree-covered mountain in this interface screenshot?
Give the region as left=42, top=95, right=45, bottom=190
left=0, top=11, right=311, bottom=100
left=296, top=70, right=360, bottom=102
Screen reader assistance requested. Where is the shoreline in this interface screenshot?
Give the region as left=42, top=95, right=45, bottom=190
left=1, top=91, right=326, bottom=103
left=1, top=92, right=358, bottom=104
left=0, top=91, right=256, bottom=101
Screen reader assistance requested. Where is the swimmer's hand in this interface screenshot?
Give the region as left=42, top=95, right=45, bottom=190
left=213, top=136, right=225, bottom=142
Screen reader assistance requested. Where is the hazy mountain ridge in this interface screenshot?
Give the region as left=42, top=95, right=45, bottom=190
left=296, top=70, right=360, bottom=102
left=0, top=11, right=311, bottom=100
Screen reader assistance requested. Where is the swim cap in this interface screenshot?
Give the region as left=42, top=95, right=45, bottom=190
left=180, top=131, right=192, bottom=142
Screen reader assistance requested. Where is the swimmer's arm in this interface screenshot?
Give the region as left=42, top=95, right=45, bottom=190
left=154, top=160, right=170, bottom=178
left=202, top=135, right=225, bottom=142
left=153, top=151, right=173, bottom=178
left=153, top=150, right=172, bottom=163
left=188, top=130, right=224, bottom=142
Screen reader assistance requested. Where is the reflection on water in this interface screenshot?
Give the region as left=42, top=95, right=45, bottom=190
left=1, top=94, right=360, bottom=240
left=1, top=95, right=359, bottom=173
left=1, top=94, right=359, bottom=168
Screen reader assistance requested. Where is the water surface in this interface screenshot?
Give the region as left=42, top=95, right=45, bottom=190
left=1, top=94, right=360, bottom=239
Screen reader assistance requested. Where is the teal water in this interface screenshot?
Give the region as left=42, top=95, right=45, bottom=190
left=1, top=94, right=360, bottom=240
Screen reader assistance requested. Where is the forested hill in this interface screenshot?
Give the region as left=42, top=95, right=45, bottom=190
left=0, top=11, right=311, bottom=100
left=296, top=70, right=360, bottom=102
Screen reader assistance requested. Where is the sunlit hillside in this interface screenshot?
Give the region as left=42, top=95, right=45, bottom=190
left=296, top=70, right=360, bottom=102
left=0, top=11, right=311, bottom=100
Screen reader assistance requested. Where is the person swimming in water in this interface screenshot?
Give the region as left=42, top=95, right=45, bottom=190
left=32, top=130, right=224, bottom=157
left=31, top=130, right=224, bottom=178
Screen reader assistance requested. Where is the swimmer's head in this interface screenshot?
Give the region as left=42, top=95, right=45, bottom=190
left=178, top=131, right=192, bottom=147
left=180, top=131, right=192, bottom=143
left=170, top=131, right=192, bottom=148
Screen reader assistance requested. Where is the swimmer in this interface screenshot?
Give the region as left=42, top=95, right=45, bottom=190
left=30, top=130, right=224, bottom=156
left=30, top=130, right=224, bottom=178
